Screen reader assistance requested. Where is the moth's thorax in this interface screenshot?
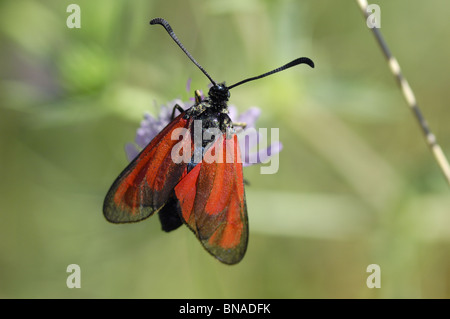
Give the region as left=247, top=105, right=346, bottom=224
left=185, top=83, right=235, bottom=139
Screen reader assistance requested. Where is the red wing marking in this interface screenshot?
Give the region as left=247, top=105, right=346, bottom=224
left=174, top=134, right=248, bottom=264
left=103, top=113, right=193, bottom=223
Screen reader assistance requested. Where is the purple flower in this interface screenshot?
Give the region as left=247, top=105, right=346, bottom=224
left=124, top=98, right=187, bottom=162
left=125, top=81, right=282, bottom=166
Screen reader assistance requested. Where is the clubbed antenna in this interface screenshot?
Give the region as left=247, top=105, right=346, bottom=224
left=150, top=18, right=217, bottom=86
left=228, top=57, right=314, bottom=90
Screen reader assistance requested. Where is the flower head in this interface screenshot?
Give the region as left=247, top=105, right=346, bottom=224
left=125, top=80, right=282, bottom=167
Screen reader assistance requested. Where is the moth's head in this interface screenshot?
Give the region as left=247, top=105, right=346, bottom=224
left=208, top=82, right=230, bottom=103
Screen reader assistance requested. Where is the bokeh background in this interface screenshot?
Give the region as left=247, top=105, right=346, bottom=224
left=1, top=0, right=450, bottom=299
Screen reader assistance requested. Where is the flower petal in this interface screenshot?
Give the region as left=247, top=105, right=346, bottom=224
left=238, top=107, right=261, bottom=128
left=252, top=141, right=283, bottom=165
left=228, top=105, right=238, bottom=123
left=238, top=129, right=260, bottom=165
left=186, top=78, right=192, bottom=93
left=125, top=142, right=139, bottom=162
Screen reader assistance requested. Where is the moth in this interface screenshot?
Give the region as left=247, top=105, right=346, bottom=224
left=103, top=18, right=314, bottom=264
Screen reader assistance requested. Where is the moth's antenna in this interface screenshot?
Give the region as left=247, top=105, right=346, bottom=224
left=150, top=18, right=217, bottom=86
left=357, top=0, right=450, bottom=186
left=228, top=57, right=314, bottom=90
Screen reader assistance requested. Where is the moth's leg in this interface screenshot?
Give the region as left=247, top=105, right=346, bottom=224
left=194, top=90, right=202, bottom=104
left=233, top=122, right=247, bottom=130
left=171, top=104, right=185, bottom=120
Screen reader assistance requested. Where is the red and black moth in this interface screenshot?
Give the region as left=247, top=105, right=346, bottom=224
left=103, top=18, right=314, bottom=264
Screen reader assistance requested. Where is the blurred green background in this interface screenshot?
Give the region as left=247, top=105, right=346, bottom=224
left=1, top=0, right=450, bottom=299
